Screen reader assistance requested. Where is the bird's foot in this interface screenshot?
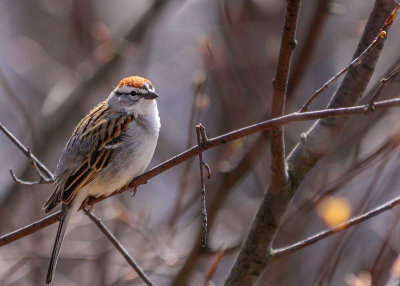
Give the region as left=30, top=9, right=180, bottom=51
left=84, top=197, right=95, bottom=211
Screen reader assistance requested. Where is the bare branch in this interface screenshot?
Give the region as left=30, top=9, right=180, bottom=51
left=0, top=121, right=53, bottom=180
left=9, top=148, right=54, bottom=185
left=0, top=211, right=62, bottom=247
left=84, top=209, right=155, bottom=286
left=299, top=6, right=399, bottom=112
left=269, top=191, right=400, bottom=258
left=196, top=124, right=209, bottom=247
left=9, top=170, right=49, bottom=186
left=288, top=2, right=399, bottom=190
left=368, top=65, right=400, bottom=108
left=269, top=0, right=301, bottom=192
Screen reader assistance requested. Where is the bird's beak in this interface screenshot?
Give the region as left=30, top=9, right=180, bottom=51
left=144, top=91, right=159, bottom=100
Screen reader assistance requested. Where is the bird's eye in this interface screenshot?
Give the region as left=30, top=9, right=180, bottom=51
left=130, top=91, right=137, bottom=96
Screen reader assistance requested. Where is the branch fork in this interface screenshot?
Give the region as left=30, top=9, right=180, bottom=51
left=10, top=148, right=54, bottom=185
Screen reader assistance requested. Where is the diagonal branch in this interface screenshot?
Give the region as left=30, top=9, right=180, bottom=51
left=0, top=122, right=53, bottom=180
left=288, top=1, right=398, bottom=190
left=84, top=208, right=155, bottom=286
left=299, top=6, right=398, bottom=112
left=0, top=211, right=62, bottom=247
left=269, top=191, right=400, bottom=258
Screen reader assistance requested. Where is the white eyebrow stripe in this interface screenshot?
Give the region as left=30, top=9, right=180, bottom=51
left=144, top=82, right=155, bottom=92
left=117, top=86, right=147, bottom=94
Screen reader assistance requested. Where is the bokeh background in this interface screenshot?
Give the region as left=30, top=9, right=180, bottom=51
left=1, top=0, right=400, bottom=285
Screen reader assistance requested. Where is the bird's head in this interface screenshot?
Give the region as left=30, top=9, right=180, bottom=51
left=108, top=76, right=159, bottom=114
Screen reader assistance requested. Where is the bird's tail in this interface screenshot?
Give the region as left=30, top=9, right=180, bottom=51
left=46, top=204, right=72, bottom=284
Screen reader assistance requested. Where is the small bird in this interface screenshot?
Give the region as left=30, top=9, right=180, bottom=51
left=43, top=76, right=160, bottom=284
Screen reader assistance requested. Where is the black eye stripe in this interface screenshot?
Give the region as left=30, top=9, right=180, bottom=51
left=116, top=90, right=144, bottom=97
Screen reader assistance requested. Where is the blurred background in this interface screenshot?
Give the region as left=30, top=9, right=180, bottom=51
left=1, top=0, right=400, bottom=285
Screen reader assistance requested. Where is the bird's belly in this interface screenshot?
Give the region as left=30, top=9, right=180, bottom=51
left=85, top=134, right=157, bottom=198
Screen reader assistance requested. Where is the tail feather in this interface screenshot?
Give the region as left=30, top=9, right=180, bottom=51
left=46, top=204, right=72, bottom=284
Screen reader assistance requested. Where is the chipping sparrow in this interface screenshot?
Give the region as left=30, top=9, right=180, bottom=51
left=43, top=76, right=160, bottom=284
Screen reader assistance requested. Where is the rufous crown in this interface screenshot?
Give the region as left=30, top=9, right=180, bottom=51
left=118, top=76, right=153, bottom=88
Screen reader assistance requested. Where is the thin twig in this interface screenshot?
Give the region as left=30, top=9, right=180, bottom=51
left=368, top=66, right=400, bottom=109
left=202, top=248, right=225, bottom=286
left=369, top=216, right=400, bottom=283
left=9, top=170, right=48, bottom=186
left=9, top=148, right=54, bottom=185
left=0, top=121, right=53, bottom=179
left=269, top=191, right=400, bottom=258
left=84, top=208, right=155, bottom=286
left=299, top=6, right=400, bottom=112
left=3, top=97, right=400, bottom=246
left=287, top=0, right=330, bottom=96
left=284, top=138, right=394, bottom=223
left=196, top=124, right=209, bottom=247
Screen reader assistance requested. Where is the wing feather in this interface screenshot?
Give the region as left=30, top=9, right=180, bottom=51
left=43, top=100, right=135, bottom=211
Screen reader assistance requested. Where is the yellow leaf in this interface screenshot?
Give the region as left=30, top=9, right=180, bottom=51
left=317, top=196, right=351, bottom=229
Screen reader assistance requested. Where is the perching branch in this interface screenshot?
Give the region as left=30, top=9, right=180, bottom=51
left=2, top=97, right=400, bottom=246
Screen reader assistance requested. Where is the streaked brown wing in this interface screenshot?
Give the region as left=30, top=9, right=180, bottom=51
left=60, top=112, right=134, bottom=204
left=43, top=184, right=63, bottom=213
